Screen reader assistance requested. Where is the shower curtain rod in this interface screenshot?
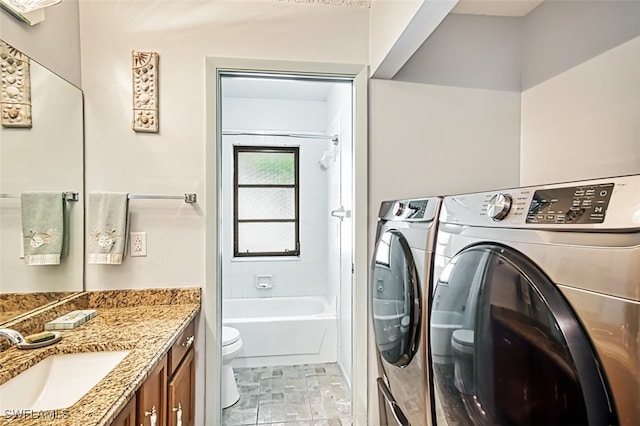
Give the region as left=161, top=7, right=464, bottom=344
left=223, top=131, right=338, bottom=144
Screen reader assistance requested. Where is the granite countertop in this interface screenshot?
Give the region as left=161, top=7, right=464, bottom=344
left=0, top=288, right=201, bottom=425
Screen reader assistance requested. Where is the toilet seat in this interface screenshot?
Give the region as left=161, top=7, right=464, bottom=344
left=451, top=329, right=475, bottom=356
left=222, top=326, right=240, bottom=346
left=221, top=325, right=243, bottom=408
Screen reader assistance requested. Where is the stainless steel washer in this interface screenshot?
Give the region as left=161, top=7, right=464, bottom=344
left=430, top=174, right=640, bottom=425
left=371, top=197, right=442, bottom=426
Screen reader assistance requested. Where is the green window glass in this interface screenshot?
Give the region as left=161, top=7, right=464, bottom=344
left=234, top=146, right=300, bottom=257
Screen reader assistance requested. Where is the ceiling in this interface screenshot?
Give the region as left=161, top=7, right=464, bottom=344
left=277, top=0, right=370, bottom=7
left=451, top=0, right=544, bottom=17
left=276, top=0, right=544, bottom=16
left=229, top=0, right=546, bottom=97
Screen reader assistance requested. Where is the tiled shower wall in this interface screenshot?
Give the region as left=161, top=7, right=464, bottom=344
left=221, top=96, right=332, bottom=300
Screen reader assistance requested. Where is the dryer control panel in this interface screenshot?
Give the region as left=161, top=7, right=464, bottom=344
left=378, top=197, right=441, bottom=222
left=526, top=183, right=614, bottom=225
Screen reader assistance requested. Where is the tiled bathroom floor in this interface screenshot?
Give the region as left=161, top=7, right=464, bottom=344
left=222, top=363, right=352, bottom=426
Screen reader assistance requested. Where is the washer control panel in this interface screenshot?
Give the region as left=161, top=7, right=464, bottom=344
left=526, top=183, right=614, bottom=225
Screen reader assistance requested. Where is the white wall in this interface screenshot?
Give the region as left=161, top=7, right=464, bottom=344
left=521, top=36, right=640, bottom=185
left=520, top=0, right=640, bottom=185
left=220, top=92, right=330, bottom=300
left=78, top=4, right=367, bottom=425
left=0, top=0, right=81, bottom=87
left=521, top=0, right=640, bottom=91
left=369, top=0, right=457, bottom=78
left=369, top=0, right=423, bottom=77
left=369, top=79, right=520, bottom=207
left=393, top=12, right=521, bottom=92
left=79, top=0, right=368, bottom=293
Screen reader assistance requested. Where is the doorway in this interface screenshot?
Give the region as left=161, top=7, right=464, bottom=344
left=204, top=58, right=368, bottom=426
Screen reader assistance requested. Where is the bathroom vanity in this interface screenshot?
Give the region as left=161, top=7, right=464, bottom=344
left=114, top=318, right=196, bottom=426
left=0, top=288, right=200, bottom=426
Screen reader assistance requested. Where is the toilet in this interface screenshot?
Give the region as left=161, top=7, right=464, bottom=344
left=222, top=326, right=243, bottom=408
left=451, top=329, right=475, bottom=395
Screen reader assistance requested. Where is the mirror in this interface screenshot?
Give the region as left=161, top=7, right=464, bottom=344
left=0, top=39, right=84, bottom=323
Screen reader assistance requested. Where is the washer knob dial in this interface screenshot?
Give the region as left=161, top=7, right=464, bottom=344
left=487, top=193, right=512, bottom=221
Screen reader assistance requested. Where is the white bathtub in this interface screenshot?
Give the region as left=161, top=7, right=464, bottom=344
left=223, top=296, right=338, bottom=368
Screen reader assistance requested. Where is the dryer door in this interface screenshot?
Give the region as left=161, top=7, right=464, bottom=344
left=371, top=229, right=421, bottom=367
left=430, top=244, right=617, bottom=426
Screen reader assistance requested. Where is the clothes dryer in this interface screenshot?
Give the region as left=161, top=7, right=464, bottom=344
left=372, top=197, right=442, bottom=426
left=430, top=175, right=640, bottom=425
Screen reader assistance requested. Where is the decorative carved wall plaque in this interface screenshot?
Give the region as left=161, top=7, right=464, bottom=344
left=0, top=40, right=32, bottom=128
left=132, top=50, right=158, bottom=133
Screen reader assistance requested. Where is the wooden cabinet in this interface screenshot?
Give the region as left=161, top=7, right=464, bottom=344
left=113, top=319, right=196, bottom=426
left=111, top=396, right=136, bottom=426
left=168, top=348, right=195, bottom=426
left=169, top=320, right=195, bottom=374
left=137, top=355, right=168, bottom=426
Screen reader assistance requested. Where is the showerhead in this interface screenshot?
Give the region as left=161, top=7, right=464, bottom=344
left=319, top=147, right=337, bottom=170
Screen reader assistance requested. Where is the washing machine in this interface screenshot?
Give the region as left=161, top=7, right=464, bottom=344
left=371, top=196, right=442, bottom=426
left=429, top=174, right=640, bottom=425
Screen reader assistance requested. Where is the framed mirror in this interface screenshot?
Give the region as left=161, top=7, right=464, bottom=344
left=0, top=39, right=84, bottom=323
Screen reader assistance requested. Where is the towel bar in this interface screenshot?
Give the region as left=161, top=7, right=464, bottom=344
left=0, top=192, right=79, bottom=201
left=127, top=193, right=197, bottom=203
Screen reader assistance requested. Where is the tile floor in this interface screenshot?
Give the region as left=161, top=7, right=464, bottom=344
left=222, top=363, right=352, bottom=426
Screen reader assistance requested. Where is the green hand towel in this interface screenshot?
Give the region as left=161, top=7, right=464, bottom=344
left=21, top=192, right=66, bottom=265
left=87, top=192, right=129, bottom=265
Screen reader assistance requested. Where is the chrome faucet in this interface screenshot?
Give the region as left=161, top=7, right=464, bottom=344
left=0, top=328, right=25, bottom=345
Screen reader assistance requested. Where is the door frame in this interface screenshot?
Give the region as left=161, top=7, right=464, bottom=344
left=204, top=57, right=369, bottom=425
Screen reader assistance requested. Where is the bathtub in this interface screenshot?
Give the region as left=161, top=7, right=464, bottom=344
left=222, top=296, right=338, bottom=368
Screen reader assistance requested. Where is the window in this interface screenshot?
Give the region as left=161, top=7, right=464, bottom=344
left=234, top=146, right=300, bottom=257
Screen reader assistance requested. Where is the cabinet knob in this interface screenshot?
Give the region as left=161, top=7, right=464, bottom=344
left=182, top=335, right=194, bottom=348
left=144, top=405, right=157, bottom=426
left=173, top=402, right=183, bottom=426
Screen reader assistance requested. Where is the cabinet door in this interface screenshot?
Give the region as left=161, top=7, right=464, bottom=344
left=168, top=348, right=195, bottom=426
left=137, top=354, right=168, bottom=426
left=111, top=396, right=136, bottom=426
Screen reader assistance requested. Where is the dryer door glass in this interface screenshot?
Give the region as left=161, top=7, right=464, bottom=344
left=430, top=244, right=617, bottom=426
left=371, top=229, right=421, bottom=366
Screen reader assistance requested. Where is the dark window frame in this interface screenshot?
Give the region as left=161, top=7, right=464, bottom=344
left=233, top=145, right=300, bottom=257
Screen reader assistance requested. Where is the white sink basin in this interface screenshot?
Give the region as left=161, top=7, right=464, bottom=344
left=0, top=350, right=130, bottom=411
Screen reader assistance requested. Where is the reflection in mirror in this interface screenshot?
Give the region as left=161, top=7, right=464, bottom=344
left=0, top=39, right=83, bottom=324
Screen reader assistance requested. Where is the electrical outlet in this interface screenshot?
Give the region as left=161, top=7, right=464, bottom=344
left=130, top=232, right=147, bottom=257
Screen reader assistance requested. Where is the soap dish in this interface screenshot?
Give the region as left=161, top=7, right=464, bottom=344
left=17, top=332, right=62, bottom=350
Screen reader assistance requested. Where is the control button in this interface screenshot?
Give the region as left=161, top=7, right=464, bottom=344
left=546, top=215, right=555, bottom=221
left=600, top=190, right=608, bottom=197
left=537, top=215, right=545, bottom=220
left=487, top=193, right=513, bottom=221
left=394, top=202, right=406, bottom=217
left=594, top=206, right=604, bottom=213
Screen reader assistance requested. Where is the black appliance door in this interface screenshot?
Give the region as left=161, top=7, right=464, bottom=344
left=430, top=244, right=617, bottom=425
left=371, top=229, right=421, bottom=367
